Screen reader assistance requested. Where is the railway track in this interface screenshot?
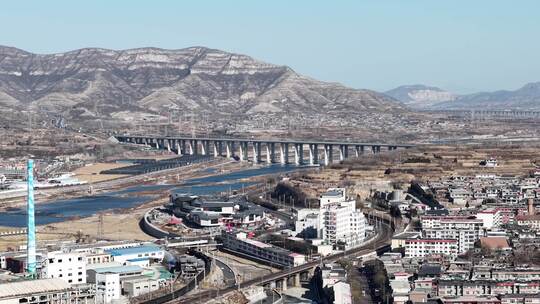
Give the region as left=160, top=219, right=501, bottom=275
left=171, top=218, right=394, bottom=303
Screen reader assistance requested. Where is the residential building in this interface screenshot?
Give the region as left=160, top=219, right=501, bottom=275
left=422, top=216, right=484, bottom=254
left=404, top=239, right=458, bottom=260
left=294, top=188, right=367, bottom=249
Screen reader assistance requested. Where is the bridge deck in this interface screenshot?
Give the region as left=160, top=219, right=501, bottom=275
left=116, top=135, right=414, bottom=147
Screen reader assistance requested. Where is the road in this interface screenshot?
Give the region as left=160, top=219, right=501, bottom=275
left=214, top=259, right=236, bottom=287
left=171, top=217, right=394, bottom=304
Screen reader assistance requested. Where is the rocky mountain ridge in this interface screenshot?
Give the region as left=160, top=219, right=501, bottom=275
left=430, top=82, right=540, bottom=110
left=0, top=46, right=401, bottom=122
left=384, top=84, right=456, bottom=107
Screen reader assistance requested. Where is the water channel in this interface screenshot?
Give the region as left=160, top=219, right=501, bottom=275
left=0, top=164, right=309, bottom=227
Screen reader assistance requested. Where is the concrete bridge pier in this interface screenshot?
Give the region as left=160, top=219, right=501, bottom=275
left=339, top=145, right=349, bottom=161
left=355, top=145, right=365, bottom=157
left=200, top=140, right=207, bottom=156
left=324, top=144, right=333, bottom=166
left=187, top=140, right=194, bottom=155
left=213, top=141, right=219, bottom=157
left=239, top=142, right=248, bottom=161
left=180, top=140, right=186, bottom=155
left=293, top=273, right=301, bottom=287
left=154, top=139, right=160, bottom=149
left=280, top=143, right=289, bottom=165
left=218, top=141, right=224, bottom=156
left=253, top=142, right=262, bottom=163
left=294, top=143, right=304, bottom=165
left=225, top=141, right=232, bottom=158
left=266, top=143, right=275, bottom=164
left=175, top=140, right=182, bottom=155
left=309, top=144, right=319, bottom=165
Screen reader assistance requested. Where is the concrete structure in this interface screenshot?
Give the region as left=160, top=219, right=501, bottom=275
left=404, top=239, right=458, bottom=260
left=122, top=276, right=160, bottom=298
left=295, top=188, right=367, bottom=249
left=105, top=244, right=164, bottom=265
left=115, top=135, right=413, bottom=165
left=421, top=216, right=484, bottom=254
left=221, top=231, right=306, bottom=268
left=42, top=251, right=86, bottom=285
left=26, top=159, right=36, bottom=277
left=95, top=272, right=120, bottom=304
left=0, top=278, right=94, bottom=304
left=169, top=194, right=265, bottom=228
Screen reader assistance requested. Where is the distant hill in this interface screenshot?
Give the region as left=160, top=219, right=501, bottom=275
left=384, top=85, right=456, bottom=108
left=0, top=46, right=401, bottom=122
left=431, top=82, right=540, bottom=110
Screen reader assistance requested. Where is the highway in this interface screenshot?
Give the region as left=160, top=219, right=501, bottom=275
left=171, top=216, right=394, bottom=304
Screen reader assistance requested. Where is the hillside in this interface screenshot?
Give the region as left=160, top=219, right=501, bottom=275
left=385, top=84, right=456, bottom=107
left=0, top=46, right=401, bottom=122
left=431, top=82, right=540, bottom=110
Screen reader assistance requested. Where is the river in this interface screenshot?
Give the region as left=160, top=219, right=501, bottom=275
left=0, top=164, right=309, bottom=227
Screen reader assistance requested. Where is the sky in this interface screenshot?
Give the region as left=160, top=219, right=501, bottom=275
left=1, top=1, right=539, bottom=94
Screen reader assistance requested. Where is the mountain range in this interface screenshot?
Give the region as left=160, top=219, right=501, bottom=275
left=384, top=85, right=456, bottom=107
left=429, top=82, right=540, bottom=110
left=1, top=45, right=539, bottom=124
left=386, top=83, right=540, bottom=110
left=0, top=46, right=401, bottom=122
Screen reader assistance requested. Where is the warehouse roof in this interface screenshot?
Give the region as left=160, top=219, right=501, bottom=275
left=105, top=245, right=161, bottom=256
left=0, top=278, right=69, bottom=299
left=93, top=265, right=143, bottom=274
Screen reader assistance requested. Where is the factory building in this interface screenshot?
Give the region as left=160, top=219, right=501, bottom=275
left=95, top=272, right=121, bottom=304
left=42, top=251, right=87, bottom=285
left=0, top=278, right=94, bottom=304
left=104, top=244, right=164, bottom=266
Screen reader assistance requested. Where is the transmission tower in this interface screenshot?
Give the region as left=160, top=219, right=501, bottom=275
left=97, top=214, right=104, bottom=239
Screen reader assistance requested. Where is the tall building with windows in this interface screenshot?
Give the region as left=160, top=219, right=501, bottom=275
left=41, top=251, right=87, bottom=285
left=295, top=188, right=367, bottom=249
left=421, top=216, right=484, bottom=254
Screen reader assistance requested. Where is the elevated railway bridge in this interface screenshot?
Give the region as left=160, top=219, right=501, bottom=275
left=114, top=135, right=414, bottom=166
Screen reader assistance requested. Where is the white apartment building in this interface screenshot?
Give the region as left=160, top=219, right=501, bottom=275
left=42, top=251, right=86, bottom=285
left=421, top=216, right=484, bottom=254
left=322, top=201, right=366, bottom=248
left=476, top=209, right=503, bottom=229
left=319, top=188, right=347, bottom=208
left=295, top=188, right=367, bottom=249
left=404, top=239, right=458, bottom=260
left=95, top=272, right=121, bottom=304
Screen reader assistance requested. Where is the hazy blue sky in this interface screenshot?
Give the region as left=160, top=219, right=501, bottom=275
left=1, top=1, right=539, bottom=93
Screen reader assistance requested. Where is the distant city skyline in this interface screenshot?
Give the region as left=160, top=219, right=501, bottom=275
left=1, top=1, right=539, bottom=94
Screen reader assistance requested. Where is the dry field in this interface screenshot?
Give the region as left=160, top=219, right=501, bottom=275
left=283, top=142, right=540, bottom=200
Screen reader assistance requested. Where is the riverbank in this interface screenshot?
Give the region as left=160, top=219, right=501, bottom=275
left=0, top=162, right=308, bottom=250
